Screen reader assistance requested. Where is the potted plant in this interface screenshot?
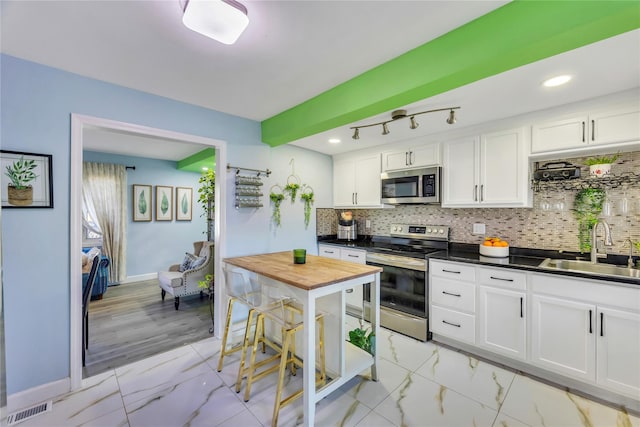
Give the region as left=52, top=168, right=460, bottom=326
left=348, top=327, right=375, bottom=355
left=5, top=156, right=38, bottom=206
left=197, top=169, right=215, bottom=240
left=585, top=153, right=619, bottom=178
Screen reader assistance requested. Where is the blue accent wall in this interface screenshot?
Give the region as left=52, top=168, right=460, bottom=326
left=83, top=151, right=206, bottom=277
left=1, top=54, right=332, bottom=394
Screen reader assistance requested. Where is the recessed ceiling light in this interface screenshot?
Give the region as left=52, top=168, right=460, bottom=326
left=328, top=138, right=341, bottom=144
left=542, top=75, right=572, bottom=87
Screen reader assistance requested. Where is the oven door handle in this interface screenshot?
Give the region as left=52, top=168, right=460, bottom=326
left=366, top=257, right=426, bottom=272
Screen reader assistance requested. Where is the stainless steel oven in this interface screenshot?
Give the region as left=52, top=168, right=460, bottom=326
left=363, top=224, right=449, bottom=341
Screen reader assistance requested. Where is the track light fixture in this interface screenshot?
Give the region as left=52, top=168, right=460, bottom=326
left=350, top=106, right=460, bottom=139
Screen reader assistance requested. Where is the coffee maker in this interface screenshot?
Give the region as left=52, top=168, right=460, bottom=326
left=337, top=219, right=357, bottom=240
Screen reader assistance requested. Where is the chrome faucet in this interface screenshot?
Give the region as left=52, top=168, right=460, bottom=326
left=623, top=238, right=635, bottom=268
left=591, top=219, right=613, bottom=263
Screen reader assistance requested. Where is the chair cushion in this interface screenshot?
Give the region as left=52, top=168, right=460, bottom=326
left=158, top=271, right=184, bottom=288
left=189, top=256, right=206, bottom=270
left=179, top=253, right=197, bottom=272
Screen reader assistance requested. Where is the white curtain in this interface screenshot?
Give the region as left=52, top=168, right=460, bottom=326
left=82, top=162, right=127, bottom=284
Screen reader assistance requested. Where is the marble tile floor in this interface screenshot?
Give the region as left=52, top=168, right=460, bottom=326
left=12, top=315, right=640, bottom=427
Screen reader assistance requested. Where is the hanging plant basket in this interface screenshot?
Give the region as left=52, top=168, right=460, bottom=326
left=269, top=184, right=285, bottom=226
left=284, top=174, right=301, bottom=202
left=300, top=185, right=314, bottom=229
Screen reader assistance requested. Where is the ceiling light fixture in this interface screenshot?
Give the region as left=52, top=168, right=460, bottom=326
left=542, top=75, right=572, bottom=87
left=181, top=0, right=249, bottom=45
left=351, top=106, right=460, bottom=139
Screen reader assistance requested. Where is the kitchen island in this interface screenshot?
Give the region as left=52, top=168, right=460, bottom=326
left=223, top=251, right=382, bottom=427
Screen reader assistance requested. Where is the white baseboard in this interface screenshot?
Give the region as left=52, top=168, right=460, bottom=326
left=7, top=378, right=70, bottom=413
left=119, top=273, right=157, bottom=284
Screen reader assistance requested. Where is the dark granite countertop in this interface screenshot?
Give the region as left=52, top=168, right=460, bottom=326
left=317, top=237, right=640, bottom=286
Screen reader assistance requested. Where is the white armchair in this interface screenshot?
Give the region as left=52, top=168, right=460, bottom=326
left=158, top=241, right=214, bottom=310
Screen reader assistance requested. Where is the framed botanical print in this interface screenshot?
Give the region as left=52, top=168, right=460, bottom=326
left=132, top=184, right=152, bottom=222
left=1, top=150, right=53, bottom=208
left=155, top=185, right=173, bottom=221
left=176, top=187, right=192, bottom=221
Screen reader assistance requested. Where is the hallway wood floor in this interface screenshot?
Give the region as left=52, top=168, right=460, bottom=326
left=83, top=279, right=213, bottom=378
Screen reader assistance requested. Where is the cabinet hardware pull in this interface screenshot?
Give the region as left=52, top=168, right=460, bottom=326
left=591, top=119, right=595, bottom=141
left=520, top=297, right=523, bottom=318
left=345, top=289, right=353, bottom=293
left=582, top=121, right=586, bottom=142
left=347, top=254, right=358, bottom=258
left=589, top=309, right=593, bottom=334
left=410, top=151, right=415, bottom=165
left=405, top=152, right=409, bottom=166
left=442, top=291, right=461, bottom=297
left=480, top=184, right=484, bottom=202
left=442, top=269, right=461, bottom=274
left=490, top=276, right=513, bottom=282
left=355, top=193, right=358, bottom=205
left=352, top=193, right=355, bottom=204
left=474, top=185, right=478, bottom=201
left=442, top=320, right=461, bottom=328
left=326, top=250, right=334, bottom=254
left=600, top=312, right=604, bottom=337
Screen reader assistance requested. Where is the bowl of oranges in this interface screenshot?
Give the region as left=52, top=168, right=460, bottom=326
left=480, top=237, right=509, bottom=258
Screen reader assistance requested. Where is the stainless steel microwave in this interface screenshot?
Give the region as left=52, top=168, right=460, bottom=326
left=381, top=166, right=441, bottom=204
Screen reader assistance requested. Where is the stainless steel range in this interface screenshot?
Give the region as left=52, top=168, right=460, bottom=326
left=363, top=223, right=449, bottom=341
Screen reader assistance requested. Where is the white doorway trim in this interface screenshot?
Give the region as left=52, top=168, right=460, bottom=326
left=70, top=114, right=227, bottom=389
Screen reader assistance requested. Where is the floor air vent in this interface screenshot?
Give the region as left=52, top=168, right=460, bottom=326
left=6, top=401, right=52, bottom=426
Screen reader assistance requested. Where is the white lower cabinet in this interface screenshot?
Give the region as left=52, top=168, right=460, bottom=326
left=530, top=273, right=640, bottom=398
left=318, top=244, right=365, bottom=315
left=596, top=306, right=640, bottom=397
left=530, top=294, right=596, bottom=381
left=429, top=260, right=476, bottom=344
left=479, top=285, right=526, bottom=360
left=429, top=261, right=640, bottom=402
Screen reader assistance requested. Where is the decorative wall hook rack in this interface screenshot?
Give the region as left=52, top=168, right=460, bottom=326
left=227, top=163, right=271, bottom=177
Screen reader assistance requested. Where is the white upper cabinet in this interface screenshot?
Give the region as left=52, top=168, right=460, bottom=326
left=531, top=105, right=640, bottom=154
left=333, top=153, right=382, bottom=208
left=382, top=142, right=440, bottom=171
left=442, top=127, right=530, bottom=208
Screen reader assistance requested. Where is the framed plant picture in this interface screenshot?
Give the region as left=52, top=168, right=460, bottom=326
left=1, top=150, right=53, bottom=208
left=132, top=184, right=152, bottom=222
left=155, top=185, right=173, bottom=221
left=176, top=187, right=193, bottom=221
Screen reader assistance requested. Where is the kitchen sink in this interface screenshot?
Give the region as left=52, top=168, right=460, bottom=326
left=538, top=258, right=640, bottom=279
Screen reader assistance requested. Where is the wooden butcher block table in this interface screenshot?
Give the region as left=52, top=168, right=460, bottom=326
left=223, top=251, right=381, bottom=426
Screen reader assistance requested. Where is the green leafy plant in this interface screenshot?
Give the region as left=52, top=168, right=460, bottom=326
left=634, top=241, right=640, bottom=253
left=300, top=191, right=314, bottom=228
left=584, top=153, right=620, bottom=166
left=5, top=156, right=37, bottom=189
left=348, top=327, right=375, bottom=355
left=197, top=169, right=215, bottom=215
left=572, top=188, right=606, bottom=252
left=270, top=192, right=285, bottom=226
left=284, top=183, right=300, bottom=201
left=198, top=273, right=214, bottom=290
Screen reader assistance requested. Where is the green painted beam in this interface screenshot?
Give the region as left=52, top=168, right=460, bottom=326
left=261, top=1, right=640, bottom=146
left=177, top=147, right=216, bottom=173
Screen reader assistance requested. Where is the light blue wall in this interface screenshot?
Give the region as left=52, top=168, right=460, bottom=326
left=83, top=151, right=206, bottom=277
left=1, top=54, right=332, bottom=394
